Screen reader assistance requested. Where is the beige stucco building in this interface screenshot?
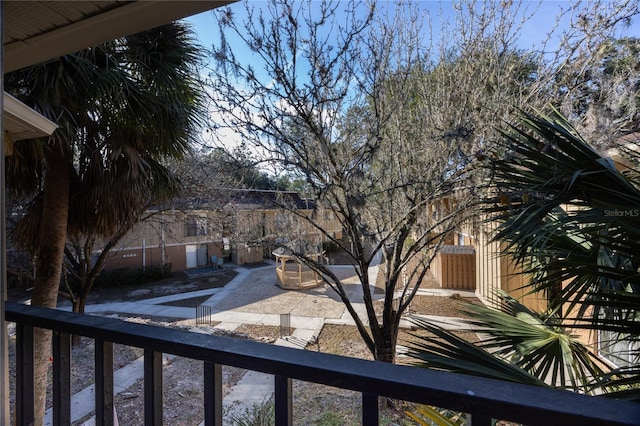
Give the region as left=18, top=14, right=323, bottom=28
left=103, top=189, right=343, bottom=272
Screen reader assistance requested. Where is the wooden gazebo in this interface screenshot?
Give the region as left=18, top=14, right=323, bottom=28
left=272, top=243, right=325, bottom=290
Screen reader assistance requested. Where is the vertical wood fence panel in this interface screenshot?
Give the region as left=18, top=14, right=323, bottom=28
left=433, top=245, right=476, bottom=290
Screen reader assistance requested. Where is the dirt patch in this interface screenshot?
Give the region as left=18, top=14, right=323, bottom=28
left=49, top=299, right=477, bottom=424
left=315, top=317, right=479, bottom=364
left=73, top=357, right=247, bottom=426
left=234, top=324, right=282, bottom=344
left=296, top=310, right=481, bottom=425
left=408, top=293, right=481, bottom=317
left=7, top=268, right=239, bottom=306
left=88, top=269, right=238, bottom=304
left=316, top=324, right=373, bottom=360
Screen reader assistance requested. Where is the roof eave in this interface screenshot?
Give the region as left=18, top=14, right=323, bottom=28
left=4, top=1, right=232, bottom=73
left=3, top=92, right=57, bottom=141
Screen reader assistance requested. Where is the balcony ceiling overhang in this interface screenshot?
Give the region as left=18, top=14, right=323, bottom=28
left=2, top=0, right=231, bottom=140
left=3, top=1, right=231, bottom=73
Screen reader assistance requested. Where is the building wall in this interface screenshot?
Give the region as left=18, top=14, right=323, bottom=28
left=471, top=216, right=609, bottom=356
left=473, top=219, right=503, bottom=308
left=103, top=209, right=223, bottom=272
left=103, top=244, right=187, bottom=272
left=472, top=219, right=546, bottom=311
left=231, top=205, right=344, bottom=265
left=315, top=208, right=343, bottom=240
left=498, top=253, right=547, bottom=312
left=103, top=198, right=346, bottom=271
left=232, top=245, right=264, bottom=265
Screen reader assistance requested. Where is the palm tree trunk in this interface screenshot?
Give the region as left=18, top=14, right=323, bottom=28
left=30, top=145, right=70, bottom=425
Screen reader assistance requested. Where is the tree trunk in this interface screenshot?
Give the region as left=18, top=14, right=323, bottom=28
left=375, top=343, right=396, bottom=363
left=73, top=291, right=88, bottom=315
left=373, top=320, right=399, bottom=364
left=373, top=322, right=399, bottom=410
left=29, top=146, right=70, bottom=425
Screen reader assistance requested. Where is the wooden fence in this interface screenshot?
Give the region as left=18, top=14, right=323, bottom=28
left=432, top=245, right=476, bottom=290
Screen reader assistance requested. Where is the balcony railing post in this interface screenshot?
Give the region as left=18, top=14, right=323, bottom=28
left=95, top=340, right=114, bottom=426
left=362, top=392, right=378, bottom=426
left=52, top=330, right=71, bottom=426
left=15, top=322, right=34, bottom=425
left=144, top=349, right=163, bottom=425
left=468, top=414, right=493, bottom=426
left=203, top=362, right=222, bottom=426
left=274, top=375, right=292, bottom=426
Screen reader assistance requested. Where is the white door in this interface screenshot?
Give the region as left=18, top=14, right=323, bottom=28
left=197, top=245, right=208, bottom=266
left=185, top=245, right=197, bottom=269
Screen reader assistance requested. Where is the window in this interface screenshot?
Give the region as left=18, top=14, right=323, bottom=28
left=599, top=312, right=640, bottom=368
left=275, top=213, right=288, bottom=229
left=185, top=217, right=208, bottom=237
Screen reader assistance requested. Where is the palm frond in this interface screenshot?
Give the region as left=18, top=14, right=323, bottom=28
left=405, top=404, right=466, bottom=426
left=484, top=108, right=640, bottom=339
left=406, top=315, right=548, bottom=388
left=406, top=290, right=624, bottom=394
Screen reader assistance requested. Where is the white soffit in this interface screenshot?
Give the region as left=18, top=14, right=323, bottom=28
left=4, top=1, right=232, bottom=73
left=3, top=92, right=57, bottom=141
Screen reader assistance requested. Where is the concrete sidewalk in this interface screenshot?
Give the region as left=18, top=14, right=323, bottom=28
left=83, top=263, right=369, bottom=336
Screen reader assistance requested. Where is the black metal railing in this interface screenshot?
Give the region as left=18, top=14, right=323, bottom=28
left=6, top=301, right=640, bottom=425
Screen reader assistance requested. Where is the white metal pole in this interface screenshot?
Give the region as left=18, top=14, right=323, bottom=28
left=0, top=2, right=11, bottom=421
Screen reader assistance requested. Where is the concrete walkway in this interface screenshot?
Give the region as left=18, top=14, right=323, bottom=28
left=58, top=262, right=473, bottom=424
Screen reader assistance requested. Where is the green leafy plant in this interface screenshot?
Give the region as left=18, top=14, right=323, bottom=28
left=485, top=109, right=640, bottom=343
left=404, top=109, right=639, bottom=405
left=407, top=292, right=613, bottom=392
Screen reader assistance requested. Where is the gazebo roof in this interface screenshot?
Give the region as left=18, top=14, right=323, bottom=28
left=272, top=240, right=323, bottom=258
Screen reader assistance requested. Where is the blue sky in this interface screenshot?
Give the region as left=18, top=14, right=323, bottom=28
left=185, top=1, right=640, bottom=56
